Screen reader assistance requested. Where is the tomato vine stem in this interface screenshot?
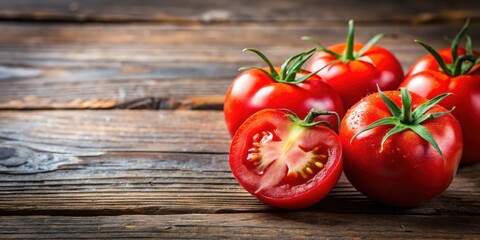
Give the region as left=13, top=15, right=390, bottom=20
left=344, top=20, right=356, bottom=61
left=240, top=48, right=326, bottom=84
left=351, top=87, right=454, bottom=160
left=414, top=19, right=479, bottom=76
left=285, top=109, right=340, bottom=131
left=302, top=19, right=384, bottom=62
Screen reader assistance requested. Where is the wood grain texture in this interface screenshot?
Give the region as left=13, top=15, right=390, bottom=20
left=0, top=151, right=479, bottom=216
left=0, top=145, right=81, bottom=174
left=0, top=213, right=479, bottom=239
left=0, top=110, right=478, bottom=216
left=0, top=23, right=479, bottom=109
left=0, top=0, right=477, bottom=24
left=0, top=110, right=230, bottom=153
left=1, top=1, right=478, bottom=238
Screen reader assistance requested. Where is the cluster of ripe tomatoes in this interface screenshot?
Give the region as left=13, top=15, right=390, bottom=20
left=224, top=20, right=479, bottom=209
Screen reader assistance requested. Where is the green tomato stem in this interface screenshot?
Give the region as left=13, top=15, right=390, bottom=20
left=400, top=88, right=413, bottom=124
left=351, top=87, right=454, bottom=161
left=242, top=48, right=279, bottom=79
left=304, top=20, right=383, bottom=63
left=414, top=19, right=476, bottom=77
left=452, top=54, right=476, bottom=76
left=301, top=36, right=342, bottom=59
left=355, top=33, right=384, bottom=58
left=344, top=19, right=356, bottom=61
left=414, top=40, right=451, bottom=75
left=240, top=48, right=317, bottom=84
left=451, top=19, right=470, bottom=62
left=286, top=109, right=340, bottom=131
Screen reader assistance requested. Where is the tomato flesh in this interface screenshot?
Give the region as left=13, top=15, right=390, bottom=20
left=230, top=109, right=342, bottom=209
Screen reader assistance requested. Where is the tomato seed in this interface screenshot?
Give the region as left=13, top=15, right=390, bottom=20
left=248, top=148, right=260, bottom=153
left=252, top=133, right=260, bottom=142
left=248, top=153, right=260, bottom=162
left=299, top=170, right=308, bottom=179
left=315, top=162, right=324, bottom=168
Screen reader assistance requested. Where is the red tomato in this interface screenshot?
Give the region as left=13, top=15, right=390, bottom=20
left=304, top=20, right=404, bottom=109
left=339, top=88, right=463, bottom=207
left=230, top=109, right=343, bottom=209
left=400, top=20, right=480, bottom=163
left=406, top=48, right=478, bottom=77
left=224, top=48, right=344, bottom=137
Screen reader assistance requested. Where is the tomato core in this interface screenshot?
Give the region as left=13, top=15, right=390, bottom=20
left=243, top=124, right=330, bottom=193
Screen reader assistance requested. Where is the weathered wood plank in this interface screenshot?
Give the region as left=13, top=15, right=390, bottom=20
left=0, top=213, right=478, bottom=239
left=0, top=110, right=230, bottom=153
left=0, top=111, right=478, bottom=216
left=0, top=0, right=477, bottom=24
left=0, top=145, right=81, bottom=174
left=0, top=151, right=478, bottom=216
left=0, top=23, right=479, bottom=109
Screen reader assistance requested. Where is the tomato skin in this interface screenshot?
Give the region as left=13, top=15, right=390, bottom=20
left=306, top=43, right=404, bottom=109
left=230, top=109, right=343, bottom=209
left=400, top=48, right=480, bottom=163
left=224, top=69, right=344, bottom=137
left=406, top=48, right=476, bottom=77
left=339, top=91, right=463, bottom=207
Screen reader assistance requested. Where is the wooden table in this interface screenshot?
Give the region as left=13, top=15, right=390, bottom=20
left=0, top=1, right=479, bottom=238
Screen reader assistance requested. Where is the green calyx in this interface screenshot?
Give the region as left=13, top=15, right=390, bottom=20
left=415, top=19, right=479, bottom=76
left=351, top=87, right=454, bottom=160
left=302, top=19, right=384, bottom=62
left=285, top=109, right=340, bottom=131
left=239, top=48, right=324, bottom=84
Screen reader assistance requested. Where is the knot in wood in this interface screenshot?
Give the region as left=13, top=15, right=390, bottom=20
left=0, top=147, right=16, bottom=160
left=0, top=145, right=81, bottom=174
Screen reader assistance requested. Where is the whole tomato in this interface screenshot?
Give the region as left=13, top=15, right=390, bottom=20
left=304, top=20, right=404, bottom=109
left=339, top=88, right=463, bottom=207
left=230, top=109, right=343, bottom=209
left=224, top=48, right=344, bottom=137
left=400, top=20, right=480, bottom=163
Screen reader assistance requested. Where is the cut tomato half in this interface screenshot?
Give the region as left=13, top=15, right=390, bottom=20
left=229, top=109, right=343, bottom=209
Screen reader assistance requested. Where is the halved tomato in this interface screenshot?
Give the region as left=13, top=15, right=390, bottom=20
left=229, top=109, right=343, bottom=209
